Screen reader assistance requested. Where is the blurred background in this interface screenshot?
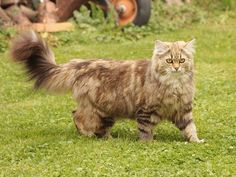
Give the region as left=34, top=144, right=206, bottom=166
left=0, top=0, right=235, bottom=51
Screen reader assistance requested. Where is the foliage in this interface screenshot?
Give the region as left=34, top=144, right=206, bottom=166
left=0, top=28, right=16, bottom=53
left=193, top=0, right=236, bottom=11
left=55, top=0, right=236, bottom=47
left=55, top=1, right=209, bottom=46
left=0, top=1, right=234, bottom=52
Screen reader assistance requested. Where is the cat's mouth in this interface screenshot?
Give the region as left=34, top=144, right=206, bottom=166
left=170, top=71, right=182, bottom=76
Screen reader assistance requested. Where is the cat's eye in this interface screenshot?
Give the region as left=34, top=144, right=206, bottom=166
left=179, top=58, right=185, bottom=63
left=166, top=59, right=173, bottom=63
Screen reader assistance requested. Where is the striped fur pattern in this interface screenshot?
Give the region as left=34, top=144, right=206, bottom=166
left=10, top=32, right=203, bottom=142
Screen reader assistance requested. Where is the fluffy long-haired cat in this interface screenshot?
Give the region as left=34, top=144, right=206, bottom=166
left=10, top=32, right=204, bottom=142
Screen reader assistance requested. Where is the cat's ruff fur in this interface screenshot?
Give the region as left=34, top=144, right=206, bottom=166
left=10, top=31, right=203, bottom=142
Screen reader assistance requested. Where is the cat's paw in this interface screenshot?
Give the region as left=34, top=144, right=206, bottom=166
left=139, top=134, right=153, bottom=142
left=189, top=138, right=205, bottom=143
left=197, top=139, right=205, bottom=143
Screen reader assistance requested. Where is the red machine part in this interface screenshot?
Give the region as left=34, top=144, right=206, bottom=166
left=110, top=0, right=137, bottom=26
left=56, top=0, right=150, bottom=26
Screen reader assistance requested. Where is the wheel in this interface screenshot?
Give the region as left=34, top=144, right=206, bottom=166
left=133, top=0, right=151, bottom=26
left=110, top=0, right=151, bottom=26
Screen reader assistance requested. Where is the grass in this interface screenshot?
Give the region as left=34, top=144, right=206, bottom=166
left=0, top=8, right=236, bottom=177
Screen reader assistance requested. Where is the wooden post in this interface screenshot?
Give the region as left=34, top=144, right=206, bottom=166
left=0, top=7, right=13, bottom=25
left=5, top=5, right=31, bottom=25
left=20, top=5, right=38, bottom=21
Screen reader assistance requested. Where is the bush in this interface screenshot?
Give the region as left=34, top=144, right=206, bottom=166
left=0, top=28, right=16, bottom=53
left=194, top=0, right=236, bottom=10
left=64, top=0, right=208, bottom=45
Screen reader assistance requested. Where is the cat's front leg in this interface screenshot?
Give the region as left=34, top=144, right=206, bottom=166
left=175, top=111, right=204, bottom=143
left=136, top=109, right=157, bottom=141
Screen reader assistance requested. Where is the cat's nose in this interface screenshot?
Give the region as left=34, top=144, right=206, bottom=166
left=173, top=63, right=179, bottom=71
left=174, top=67, right=179, bottom=71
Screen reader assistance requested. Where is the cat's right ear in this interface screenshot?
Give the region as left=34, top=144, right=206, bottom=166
left=184, top=39, right=196, bottom=55
left=154, top=40, right=169, bottom=55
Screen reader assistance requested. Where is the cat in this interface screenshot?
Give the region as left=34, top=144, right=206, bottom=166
left=10, top=31, right=204, bottom=143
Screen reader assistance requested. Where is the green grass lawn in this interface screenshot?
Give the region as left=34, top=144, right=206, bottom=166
left=0, top=13, right=236, bottom=176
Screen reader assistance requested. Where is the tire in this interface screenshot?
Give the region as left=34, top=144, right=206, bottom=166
left=133, top=0, right=151, bottom=26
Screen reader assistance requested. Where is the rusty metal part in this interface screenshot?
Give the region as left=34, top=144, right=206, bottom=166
left=56, top=0, right=88, bottom=22
left=110, top=0, right=137, bottom=26
left=55, top=0, right=138, bottom=26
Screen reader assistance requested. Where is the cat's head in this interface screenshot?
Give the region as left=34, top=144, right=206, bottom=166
left=151, top=40, right=195, bottom=76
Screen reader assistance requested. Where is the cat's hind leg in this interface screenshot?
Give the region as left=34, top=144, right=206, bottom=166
left=72, top=108, right=114, bottom=138
left=94, top=117, right=115, bottom=138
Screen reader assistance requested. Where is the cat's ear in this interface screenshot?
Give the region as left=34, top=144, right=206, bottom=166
left=154, top=40, right=169, bottom=55
left=184, top=39, right=196, bottom=55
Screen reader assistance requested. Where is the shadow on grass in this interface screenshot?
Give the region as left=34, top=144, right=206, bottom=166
left=16, top=121, right=184, bottom=143
left=153, top=130, right=184, bottom=143
left=110, top=126, right=184, bottom=143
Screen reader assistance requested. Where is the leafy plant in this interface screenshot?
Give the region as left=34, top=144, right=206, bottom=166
left=194, top=0, right=236, bottom=11
left=0, top=28, right=16, bottom=53
left=57, top=1, right=208, bottom=45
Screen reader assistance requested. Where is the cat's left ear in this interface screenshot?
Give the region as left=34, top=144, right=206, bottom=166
left=154, top=40, right=169, bottom=55
left=184, top=39, right=196, bottom=55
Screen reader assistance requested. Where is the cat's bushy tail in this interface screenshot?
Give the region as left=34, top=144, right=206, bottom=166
left=10, top=31, right=76, bottom=92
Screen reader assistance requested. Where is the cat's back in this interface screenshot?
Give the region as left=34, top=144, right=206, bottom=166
left=69, top=58, right=149, bottom=85
left=70, top=58, right=150, bottom=116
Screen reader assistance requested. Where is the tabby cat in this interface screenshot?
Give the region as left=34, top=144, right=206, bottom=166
left=10, top=32, right=204, bottom=142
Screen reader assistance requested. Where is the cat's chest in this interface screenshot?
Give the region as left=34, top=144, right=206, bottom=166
left=143, top=75, right=193, bottom=119
left=162, top=84, right=183, bottom=107
left=158, top=79, right=193, bottom=118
